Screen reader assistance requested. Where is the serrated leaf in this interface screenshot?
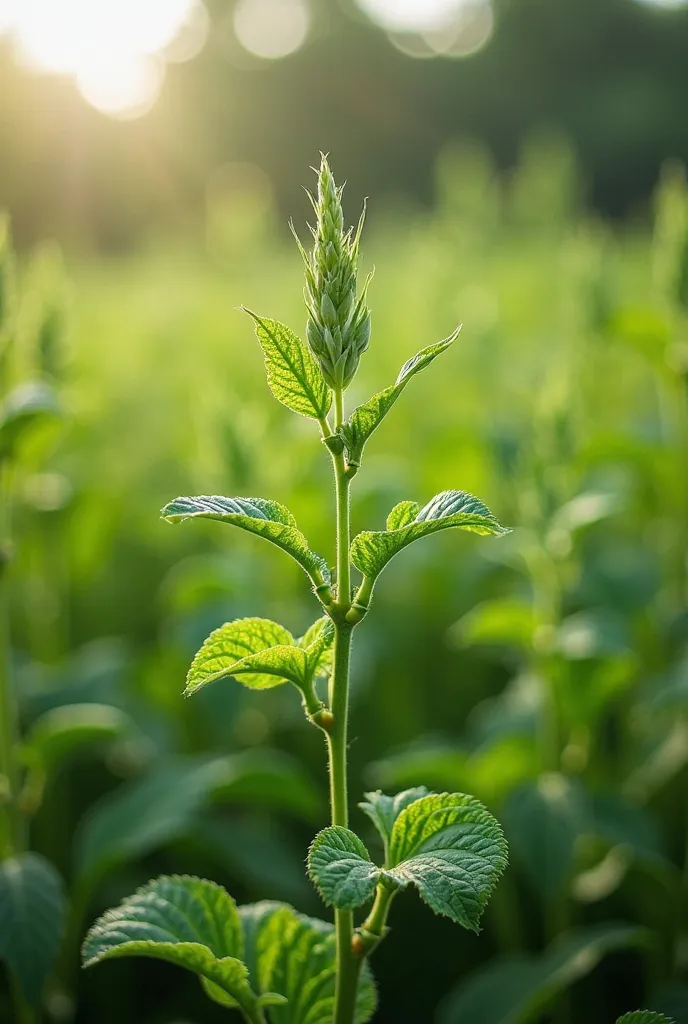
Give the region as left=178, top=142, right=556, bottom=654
left=350, top=490, right=509, bottom=582
left=385, top=791, right=508, bottom=931
left=242, top=901, right=377, bottom=1024
left=0, top=853, right=67, bottom=1006
left=245, top=311, right=331, bottom=420
left=162, top=495, right=331, bottom=588
left=82, top=875, right=258, bottom=1012
left=0, top=381, right=60, bottom=458
left=339, top=327, right=459, bottom=466
left=617, top=1014, right=675, bottom=1024
left=437, top=922, right=648, bottom=1024
left=185, top=616, right=334, bottom=696
left=21, top=703, right=133, bottom=773
left=185, top=617, right=294, bottom=694
left=308, top=827, right=380, bottom=909
left=359, top=787, right=429, bottom=853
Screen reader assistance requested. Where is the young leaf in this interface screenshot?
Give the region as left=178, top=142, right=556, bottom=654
left=161, top=495, right=331, bottom=588
left=359, top=787, right=429, bottom=853
left=244, top=311, right=332, bottom=420
left=339, top=327, right=460, bottom=467
left=0, top=381, right=60, bottom=458
left=385, top=791, right=508, bottom=931
left=617, top=1014, right=674, bottom=1024
left=184, top=616, right=334, bottom=696
left=308, top=826, right=381, bottom=909
left=82, top=875, right=259, bottom=1012
left=0, top=853, right=67, bottom=1006
left=437, top=922, right=648, bottom=1024
left=350, top=490, right=509, bottom=582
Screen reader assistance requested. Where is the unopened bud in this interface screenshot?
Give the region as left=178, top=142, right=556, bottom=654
left=295, top=155, right=371, bottom=391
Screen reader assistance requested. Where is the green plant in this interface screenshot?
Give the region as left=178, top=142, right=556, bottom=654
left=81, top=157, right=510, bottom=1022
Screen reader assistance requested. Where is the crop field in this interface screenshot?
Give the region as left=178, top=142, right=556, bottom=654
left=2, top=138, right=688, bottom=1024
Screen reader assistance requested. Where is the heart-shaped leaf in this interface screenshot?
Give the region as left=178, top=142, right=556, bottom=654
left=82, top=875, right=258, bottom=1012
left=162, top=495, right=331, bottom=590
left=244, top=311, right=332, bottom=421
left=308, top=827, right=381, bottom=910
left=0, top=381, right=60, bottom=458
left=185, top=616, right=334, bottom=696
left=0, top=853, right=67, bottom=1006
left=309, top=791, right=507, bottom=931
left=350, top=490, right=509, bottom=583
left=339, top=326, right=460, bottom=467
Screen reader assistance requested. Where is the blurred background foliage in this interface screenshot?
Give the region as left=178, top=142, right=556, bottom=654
left=2, top=0, right=688, bottom=1022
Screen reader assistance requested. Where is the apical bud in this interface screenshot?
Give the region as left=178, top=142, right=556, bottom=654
left=294, top=155, right=371, bottom=392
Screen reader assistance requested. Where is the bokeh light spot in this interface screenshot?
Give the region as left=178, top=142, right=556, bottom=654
left=233, top=0, right=310, bottom=60
left=356, top=0, right=466, bottom=33
left=3, top=0, right=207, bottom=118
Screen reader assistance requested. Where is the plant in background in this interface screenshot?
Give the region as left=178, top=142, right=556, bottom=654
left=81, top=157, right=511, bottom=1024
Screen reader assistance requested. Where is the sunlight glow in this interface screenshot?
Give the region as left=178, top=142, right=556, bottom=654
left=0, top=0, right=208, bottom=118
left=233, top=0, right=310, bottom=60
left=356, top=0, right=465, bottom=33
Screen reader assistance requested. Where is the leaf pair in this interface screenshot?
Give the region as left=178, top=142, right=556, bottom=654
left=308, top=789, right=508, bottom=933
left=82, top=875, right=377, bottom=1023
left=162, top=495, right=330, bottom=592
left=350, top=490, right=510, bottom=584
left=185, top=615, right=333, bottom=709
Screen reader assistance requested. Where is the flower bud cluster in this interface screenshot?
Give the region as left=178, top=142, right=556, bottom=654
left=298, top=155, right=371, bottom=392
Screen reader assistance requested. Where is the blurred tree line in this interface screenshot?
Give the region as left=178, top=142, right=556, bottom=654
left=1, top=0, right=688, bottom=250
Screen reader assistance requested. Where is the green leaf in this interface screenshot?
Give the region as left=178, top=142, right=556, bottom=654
left=339, top=327, right=460, bottom=466
left=359, top=787, right=429, bottom=852
left=74, top=757, right=230, bottom=882
left=209, top=749, right=322, bottom=822
left=244, top=311, right=332, bottom=420
left=82, top=875, right=258, bottom=1012
left=0, top=853, right=67, bottom=1006
left=503, top=774, right=587, bottom=900
left=161, top=494, right=330, bottom=588
left=308, top=827, right=380, bottom=909
left=437, top=923, right=648, bottom=1024
left=449, top=597, right=537, bottom=650
left=384, top=791, right=508, bottom=931
left=350, top=490, right=509, bottom=582
left=0, top=381, right=60, bottom=458
left=241, top=901, right=377, bottom=1024
left=184, top=616, right=334, bottom=696
left=21, top=703, right=133, bottom=773
left=617, top=1014, right=675, bottom=1024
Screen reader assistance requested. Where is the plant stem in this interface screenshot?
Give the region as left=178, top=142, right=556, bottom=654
left=0, top=460, right=21, bottom=858
left=328, top=387, right=362, bottom=1024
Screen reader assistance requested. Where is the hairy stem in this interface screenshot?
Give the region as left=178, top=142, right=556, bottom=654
left=328, top=387, right=362, bottom=1024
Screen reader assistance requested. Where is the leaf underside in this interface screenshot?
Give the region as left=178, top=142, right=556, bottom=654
left=339, top=327, right=460, bottom=466
left=0, top=853, right=67, bottom=1006
left=161, top=494, right=330, bottom=586
left=185, top=615, right=334, bottom=696
left=244, top=311, right=332, bottom=421
left=350, top=490, right=509, bottom=582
